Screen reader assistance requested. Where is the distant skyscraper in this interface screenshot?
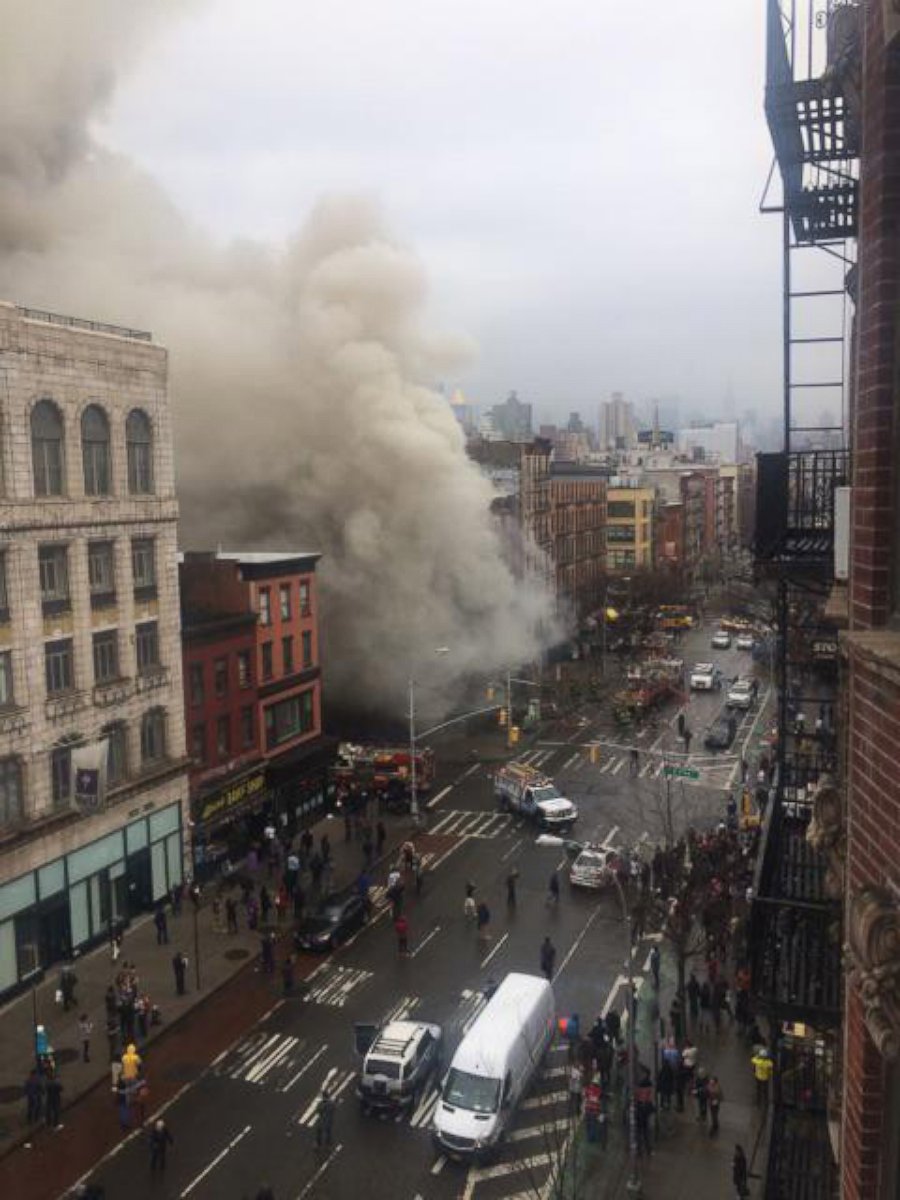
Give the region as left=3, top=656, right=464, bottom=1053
left=490, top=391, right=533, bottom=442
left=598, top=392, right=636, bottom=450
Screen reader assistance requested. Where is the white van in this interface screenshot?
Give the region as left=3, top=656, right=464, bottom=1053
left=434, top=972, right=554, bottom=1159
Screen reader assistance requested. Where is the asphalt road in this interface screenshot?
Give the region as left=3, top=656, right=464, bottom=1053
left=79, top=621, right=772, bottom=1200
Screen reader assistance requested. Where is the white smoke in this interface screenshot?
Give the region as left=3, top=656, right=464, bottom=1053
left=0, top=0, right=560, bottom=710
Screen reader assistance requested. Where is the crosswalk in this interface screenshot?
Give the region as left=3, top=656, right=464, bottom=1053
left=297, top=1066, right=358, bottom=1126
left=429, top=810, right=513, bottom=839
left=532, top=742, right=738, bottom=785
left=302, top=962, right=373, bottom=1007
left=214, top=1030, right=319, bottom=1091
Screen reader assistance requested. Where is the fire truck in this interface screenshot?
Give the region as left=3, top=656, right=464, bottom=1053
left=331, top=744, right=436, bottom=811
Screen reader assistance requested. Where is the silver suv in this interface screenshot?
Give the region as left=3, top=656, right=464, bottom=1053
left=356, top=1020, right=443, bottom=1113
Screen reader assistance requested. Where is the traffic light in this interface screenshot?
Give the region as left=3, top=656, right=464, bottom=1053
left=509, top=725, right=520, bottom=745
left=498, top=707, right=508, bottom=727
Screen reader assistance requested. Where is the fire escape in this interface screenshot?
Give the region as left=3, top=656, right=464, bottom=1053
left=752, top=2, right=860, bottom=1196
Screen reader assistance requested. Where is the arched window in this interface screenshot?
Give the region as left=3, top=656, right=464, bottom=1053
left=81, top=404, right=111, bottom=495
left=31, top=400, right=65, bottom=496
left=126, top=410, right=153, bottom=495
left=140, top=707, right=166, bottom=764
left=102, top=721, right=128, bottom=787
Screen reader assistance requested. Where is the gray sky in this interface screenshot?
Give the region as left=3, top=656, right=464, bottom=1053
left=98, top=0, right=780, bottom=427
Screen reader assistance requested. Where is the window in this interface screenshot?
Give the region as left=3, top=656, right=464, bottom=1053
left=240, top=705, right=255, bottom=749
left=262, top=641, right=274, bottom=681
left=0, top=757, right=24, bottom=826
left=45, top=639, right=74, bottom=695
left=279, top=583, right=291, bottom=620
left=126, top=409, right=153, bottom=494
left=607, top=525, right=636, bottom=543
left=189, top=662, right=204, bottom=706
left=237, top=650, right=252, bottom=689
left=282, top=636, right=294, bottom=674
left=135, top=622, right=160, bottom=674
left=607, top=500, right=636, bottom=519
left=104, top=722, right=127, bottom=786
left=0, top=652, right=13, bottom=708
left=50, top=744, right=72, bottom=806
left=259, top=587, right=272, bottom=626
left=214, top=657, right=228, bottom=697
left=301, top=630, right=313, bottom=669
left=190, top=723, right=206, bottom=766
left=140, top=708, right=166, bottom=764
left=81, top=404, right=111, bottom=495
left=38, top=545, right=70, bottom=611
left=92, top=631, right=119, bottom=684
left=299, top=580, right=311, bottom=617
left=88, top=541, right=116, bottom=604
left=264, top=690, right=315, bottom=749
left=216, top=716, right=230, bottom=758
left=131, top=538, right=156, bottom=594
left=0, top=553, right=8, bottom=620
left=31, top=400, right=65, bottom=497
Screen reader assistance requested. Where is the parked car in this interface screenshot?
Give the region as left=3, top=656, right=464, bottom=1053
left=727, top=678, right=758, bottom=710
left=294, top=894, right=368, bottom=952
left=711, top=630, right=732, bottom=649
left=704, top=714, right=738, bottom=750
left=736, top=632, right=755, bottom=651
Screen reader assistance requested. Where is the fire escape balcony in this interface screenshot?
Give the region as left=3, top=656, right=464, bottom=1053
left=754, top=449, right=849, bottom=568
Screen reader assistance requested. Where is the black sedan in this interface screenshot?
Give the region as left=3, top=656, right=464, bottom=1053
left=294, top=894, right=368, bottom=952
left=704, top=714, right=737, bottom=751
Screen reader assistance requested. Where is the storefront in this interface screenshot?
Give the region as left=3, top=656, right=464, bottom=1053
left=0, top=801, right=184, bottom=1000
left=266, top=736, right=337, bottom=838
left=190, top=767, right=270, bottom=880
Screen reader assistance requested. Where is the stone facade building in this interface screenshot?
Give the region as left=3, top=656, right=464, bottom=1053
left=0, top=301, right=188, bottom=999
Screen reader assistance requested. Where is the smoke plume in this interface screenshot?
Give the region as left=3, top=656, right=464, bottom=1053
left=0, top=0, right=559, bottom=711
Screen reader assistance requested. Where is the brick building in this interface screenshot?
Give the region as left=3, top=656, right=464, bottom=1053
left=0, top=301, right=188, bottom=999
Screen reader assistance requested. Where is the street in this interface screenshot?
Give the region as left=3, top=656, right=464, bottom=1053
left=71, top=621, right=771, bottom=1200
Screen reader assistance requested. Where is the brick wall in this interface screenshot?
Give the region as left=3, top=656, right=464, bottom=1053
left=850, top=1, right=900, bottom=631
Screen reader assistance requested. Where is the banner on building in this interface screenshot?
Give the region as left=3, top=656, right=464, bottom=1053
left=73, top=739, right=109, bottom=813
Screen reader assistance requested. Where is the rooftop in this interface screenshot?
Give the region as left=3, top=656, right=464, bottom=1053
left=216, top=551, right=321, bottom=565
left=13, top=302, right=152, bottom=343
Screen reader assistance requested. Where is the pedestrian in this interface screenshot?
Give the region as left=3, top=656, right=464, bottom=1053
left=476, top=901, right=491, bottom=939
left=45, top=1074, right=63, bottom=1129
left=506, top=868, right=519, bottom=906
left=261, top=931, right=275, bottom=974
left=635, top=1071, right=654, bottom=1156
left=694, top=1067, right=709, bottom=1125
left=657, top=1058, right=675, bottom=1111
left=315, top=1088, right=335, bottom=1148
left=649, top=944, right=660, bottom=989
left=121, top=1042, right=142, bottom=1085
left=630, top=746, right=639, bottom=775
left=153, top=903, right=168, bottom=946
left=105, top=1013, right=120, bottom=1063
left=732, top=1144, right=750, bottom=1198
left=464, top=894, right=477, bottom=921
left=172, top=950, right=188, bottom=996
left=605, top=1008, right=621, bottom=1046
left=149, top=1117, right=174, bottom=1171
left=567, top=1063, right=584, bottom=1116
left=24, top=1068, right=43, bottom=1124
left=78, top=1014, right=93, bottom=1063
left=362, top=833, right=374, bottom=868
left=395, top=914, right=409, bottom=955
left=260, top=885, right=272, bottom=925
left=669, top=993, right=684, bottom=1042
left=687, top=971, right=701, bottom=1026
left=170, top=882, right=183, bottom=916
left=751, top=1048, right=773, bottom=1106
left=281, top=956, right=295, bottom=996
left=546, top=870, right=560, bottom=906
left=540, top=936, right=556, bottom=981
left=707, top=1075, right=723, bottom=1135
left=226, top=896, right=239, bottom=934
left=293, top=884, right=306, bottom=921
left=116, top=1074, right=130, bottom=1130
left=59, top=962, right=78, bottom=1012
left=699, top=979, right=712, bottom=1032
left=309, top=852, right=324, bottom=893
left=188, top=880, right=201, bottom=910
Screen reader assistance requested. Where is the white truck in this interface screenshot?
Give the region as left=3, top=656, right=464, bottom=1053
left=494, top=762, right=578, bottom=829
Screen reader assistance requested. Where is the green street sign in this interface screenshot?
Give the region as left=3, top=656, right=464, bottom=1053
left=663, top=765, right=700, bottom=780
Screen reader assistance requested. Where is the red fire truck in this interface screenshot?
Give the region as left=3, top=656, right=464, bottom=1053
left=331, top=744, right=437, bottom=811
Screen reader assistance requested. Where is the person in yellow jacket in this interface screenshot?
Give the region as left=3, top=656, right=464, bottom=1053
left=751, top=1047, right=773, bottom=1106
left=121, top=1043, right=142, bottom=1084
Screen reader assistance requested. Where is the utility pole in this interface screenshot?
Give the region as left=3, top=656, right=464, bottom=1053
left=506, top=668, right=512, bottom=749
left=408, top=674, right=419, bottom=825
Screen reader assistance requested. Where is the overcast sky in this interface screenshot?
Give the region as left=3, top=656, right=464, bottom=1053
left=98, top=0, right=781, bottom=428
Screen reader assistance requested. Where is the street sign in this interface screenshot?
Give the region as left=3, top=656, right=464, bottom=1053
left=663, top=765, right=700, bottom=780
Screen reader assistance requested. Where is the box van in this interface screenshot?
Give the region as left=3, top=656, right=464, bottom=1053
left=433, top=972, right=554, bottom=1159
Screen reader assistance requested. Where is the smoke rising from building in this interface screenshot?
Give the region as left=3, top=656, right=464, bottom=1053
left=0, top=0, right=559, bottom=710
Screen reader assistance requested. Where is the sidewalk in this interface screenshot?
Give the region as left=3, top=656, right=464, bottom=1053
left=0, top=805, right=414, bottom=1161
left=575, top=957, right=770, bottom=1198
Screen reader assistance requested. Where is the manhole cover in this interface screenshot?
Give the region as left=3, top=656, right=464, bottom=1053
left=55, top=1048, right=79, bottom=1065
left=163, top=1063, right=203, bottom=1083
left=224, top=948, right=251, bottom=961
left=0, top=1085, right=22, bottom=1104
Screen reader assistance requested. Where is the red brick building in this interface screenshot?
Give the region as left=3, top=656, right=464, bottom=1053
left=179, top=552, right=332, bottom=870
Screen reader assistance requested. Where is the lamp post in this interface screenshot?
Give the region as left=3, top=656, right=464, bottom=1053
left=409, top=648, right=450, bottom=824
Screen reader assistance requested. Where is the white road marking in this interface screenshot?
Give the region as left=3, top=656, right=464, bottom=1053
left=505, top=1118, right=571, bottom=1142
left=561, top=751, right=581, bottom=771
left=295, top=1143, right=343, bottom=1199
left=231, top=1033, right=282, bottom=1078
left=459, top=762, right=481, bottom=780
left=180, top=1124, right=252, bottom=1197
left=431, top=1155, right=447, bottom=1174
left=520, top=1092, right=567, bottom=1110
left=428, top=839, right=465, bottom=873
left=501, top=837, right=523, bottom=862
left=281, top=1044, right=328, bottom=1093
left=601, top=824, right=620, bottom=847
left=411, top=1085, right=440, bottom=1127
left=553, top=901, right=604, bottom=982
left=480, top=931, right=509, bottom=968
left=601, top=974, right=628, bottom=1018
left=427, top=785, right=453, bottom=810
left=466, top=1153, right=553, bottom=1185
left=611, top=757, right=626, bottom=775
left=246, top=1035, right=299, bottom=1084
left=410, top=925, right=442, bottom=959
